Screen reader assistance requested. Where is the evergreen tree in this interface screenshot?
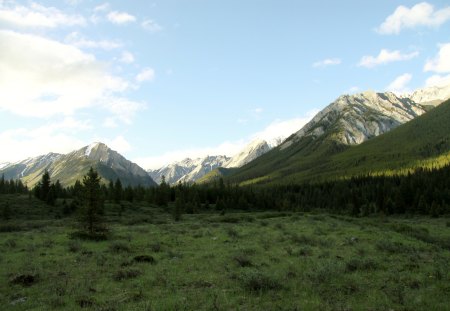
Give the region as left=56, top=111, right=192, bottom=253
left=114, top=179, right=123, bottom=204
left=40, top=170, right=51, bottom=201
left=78, top=167, right=105, bottom=237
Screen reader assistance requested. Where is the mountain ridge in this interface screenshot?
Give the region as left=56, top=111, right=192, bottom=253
left=0, top=142, right=156, bottom=187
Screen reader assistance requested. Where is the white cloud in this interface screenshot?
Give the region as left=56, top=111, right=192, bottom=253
left=0, top=2, right=86, bottom=28
left=0, top=30, right=143, bottom=122
left=313, top=58, right=342, bottom=68
left=0, top=119, right=91, bottom=163
left=65, top=32, right=122, bottom=50
left=358, top=49, right=419, bottom=68
left=102, top=117, right=118, bottom=128
left=142, top=19, right=163, bottom=33
left=94, top=3, right=110, bottom=12
left=251, top=110, right=318, bottom=143
left=386, top=73, right=413, bottom=94
left=377, top=2, right=450, bottom=35
left=425, top=74, right=450, bottom=87
left=107, top=135, right=131, bottom=154
left=120, top=51, right=135, bottom=64
left=135, top=110, right=318, bottom=169
left=66, top=0, right=83, bottom=6
left=136, top=68, right=155, bottom=82
left=101, top=97, right=146, bottom=124
left=349, top=86, right=360, bottom=93
left=424, top=43, right=450, bottom=73
left=107, top=11, right=136, bottom=24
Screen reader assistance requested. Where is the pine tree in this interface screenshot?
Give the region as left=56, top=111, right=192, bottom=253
left=114, top=179, right=123, bottom=204
left=78, top=168, right=106, bottom=237
left=40, top=170, right=51, bottom=201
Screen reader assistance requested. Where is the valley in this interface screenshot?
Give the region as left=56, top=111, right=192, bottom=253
left=1, top=195, right=449, bottom=310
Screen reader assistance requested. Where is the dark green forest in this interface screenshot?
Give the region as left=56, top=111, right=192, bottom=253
left=2, top=163, right=449, bottom=220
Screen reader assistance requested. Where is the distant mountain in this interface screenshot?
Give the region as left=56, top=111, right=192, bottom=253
left=408, top=83, right=450, bottom=107
left=205, top=87, right=450, bottom=185
left=0, top=142, right=156, bottom=187
left=148, top=155, right=230, bottom=185
left=148, top=137, right=286, bottom=185
left=224, top=139, right=273, bottom=168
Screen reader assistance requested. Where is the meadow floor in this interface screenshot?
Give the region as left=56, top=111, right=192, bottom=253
left=1, top=196, right=450, bottom=310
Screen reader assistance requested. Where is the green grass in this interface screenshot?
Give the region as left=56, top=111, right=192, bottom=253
left=1, top=196, right=450, bottom=310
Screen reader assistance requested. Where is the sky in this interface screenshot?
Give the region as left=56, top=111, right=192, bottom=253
left=0, top=0, right=450, bottom=169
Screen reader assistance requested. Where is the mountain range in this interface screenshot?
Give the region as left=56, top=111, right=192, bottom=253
left=2, top=83, right=450, bottom=188
left=0, top=142, right=156, bottom=187
left=205, top=84, right=450, bottom=185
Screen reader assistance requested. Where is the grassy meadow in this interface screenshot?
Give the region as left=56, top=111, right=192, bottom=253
left=1, top=194, right=450, bottom=310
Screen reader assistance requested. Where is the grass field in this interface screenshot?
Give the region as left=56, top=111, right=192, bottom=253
left=1, top=195, right=450, bottom=310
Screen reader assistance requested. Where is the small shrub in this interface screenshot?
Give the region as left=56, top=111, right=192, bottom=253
left=376, top=240, right=416, bottom=254
left=307, top=261, right=343, bottom=285
left=76, top=297, right=95, bottom=308
left=150, top=242, right=161, bottom=253
left=10, top=274, right=38, bottom=287
left=226, top=227, right=240, bottom=239
left=133, top=255, right=156, bottom=264
left=109, top=242, right=131, bottom=253
left=233, top=254, right=253, bottom=267
left=345, top=258, right=378, bottom=272
left=240, top=270, right=282, bottom=292
left=68, top=241, right=82, bottom=253
left=4, top=238, right=17, bottom=248
left=297, top=247, right=313, bottom=257
left=113, top=268, right=142, bottom=281
left=259, top=220, right=269, bottom=227
left=42, top=238, right=54, bottom=248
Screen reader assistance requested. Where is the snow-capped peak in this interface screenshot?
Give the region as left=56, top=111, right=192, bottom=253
left=0, top=162, right=10, bottom=170
left=85, top=142, right=103, bottom=157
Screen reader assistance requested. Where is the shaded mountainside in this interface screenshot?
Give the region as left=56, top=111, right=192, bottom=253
left=0, top=142, right=156, bottom=187
left=225, top=98, right=450, bottom=185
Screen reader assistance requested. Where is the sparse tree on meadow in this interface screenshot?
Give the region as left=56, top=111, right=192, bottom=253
left=78, top=167, right=105, bottom=237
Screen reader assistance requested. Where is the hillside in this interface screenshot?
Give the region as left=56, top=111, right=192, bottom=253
left=225, top=98, right=450, bottom=185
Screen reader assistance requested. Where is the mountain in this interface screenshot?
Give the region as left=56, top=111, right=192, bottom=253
left=205, top=87, right=450, bottom=185
left=148, top=138, right=285, bottom=185
left=280, top=90, right=425, bottom=149
left=148, top=155, right=230, bottom=185
left=224, top=139, right=272, bottom=168
left=408, top=83, right=450, bottom=107
left=0, top=142, right=156, bottom=187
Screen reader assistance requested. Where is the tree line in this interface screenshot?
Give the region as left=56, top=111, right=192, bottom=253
left=3, top=164, right=450, bottom=220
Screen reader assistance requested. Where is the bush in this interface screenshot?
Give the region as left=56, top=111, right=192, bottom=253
left=345, top=258, right=379, bottom=272
left=233, top=254, right=253, bottom=267
left=113, top=268, right=142, bottom=281
left=68, top=241, right=82, bottom=253
left=239, top=270, right=282, bottom=292
left=109, top=242, right=131, bottom=253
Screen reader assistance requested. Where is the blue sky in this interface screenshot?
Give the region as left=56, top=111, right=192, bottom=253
left=0, top=0, right=449, bottom=168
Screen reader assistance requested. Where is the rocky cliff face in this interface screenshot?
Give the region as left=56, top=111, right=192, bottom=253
left=281, top=91, right=427, bottom=149
left=224, top=139, right=272, bottom=168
